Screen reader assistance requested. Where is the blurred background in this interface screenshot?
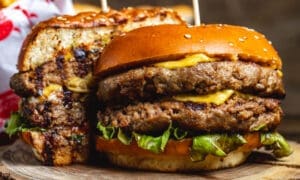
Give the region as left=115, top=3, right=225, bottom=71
left=76, top=0, right=300, bottom=140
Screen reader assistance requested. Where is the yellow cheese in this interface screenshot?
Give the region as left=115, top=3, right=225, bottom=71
left=154, top=53, right=216, bottom=69
left=64, top=51, right=73, bottom=61
left=40, top=84, right=62, bottom=100
left=277, top=70, right=283, bottom=77
left=173, top=90, right=235, bottom=105
left=66, top=73, right=93, bottom=93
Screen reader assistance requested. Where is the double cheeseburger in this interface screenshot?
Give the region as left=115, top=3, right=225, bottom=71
left=94, top=24, right=292, bottom=171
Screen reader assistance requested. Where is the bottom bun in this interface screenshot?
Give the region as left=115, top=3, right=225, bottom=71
left=96, top=134, right=260, bottom=172
left=106, top=150, right=250, bottom=172
left=21, top=128, right=89, bottom=166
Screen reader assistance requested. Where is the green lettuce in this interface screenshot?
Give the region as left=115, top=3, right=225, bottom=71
left=173, top=127, right=188, bottom=140
left=97, top=123, right=116, bottom=140
left=70, top=134, right=84, bottom=144
left=133, top=123, right=171, bottom=154
left=250, top=123, right=267, bottom=131
left=117, top=128, right=132, bottom=145
left=96, top=122, right=292, bottom=160
left=5, top=112, right=23, bottom=137
left=5, top=112, right=45, bottom=137
left=191, top=134, right=246, bottom=161
left=261, top=132, right=293, bottom=157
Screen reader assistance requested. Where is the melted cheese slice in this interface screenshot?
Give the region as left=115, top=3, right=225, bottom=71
left=154, top=53, right=216, bottom=69
left=173, top=90, right=235, bottom=105
left=277, top=70, right=283, bottom=77
left=42, top=84, right=62, bottom=97
left=39, top=84, right=62, bottom=101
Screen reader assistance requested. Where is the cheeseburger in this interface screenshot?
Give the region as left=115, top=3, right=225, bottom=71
left=94, top=24, right=292, bottom=172
left=7, top=8, right=183, bottom=166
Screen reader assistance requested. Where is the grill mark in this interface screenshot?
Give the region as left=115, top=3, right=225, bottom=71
left=76, top=60, right=90, bottom=77
left=43, top=132, right=54, bottom=166
left=42, top=101, right=51, bottom=127
left=74, top=48, right=86, bottom=62
left=56, top=54, right=66, bottom=82
left=35, top=66, right=44, bottom=95
left=184, top=102, right=207, bottom=111
left=73, top=48, right=92, bottom=77
left=63, top=87, right=73, bottom=109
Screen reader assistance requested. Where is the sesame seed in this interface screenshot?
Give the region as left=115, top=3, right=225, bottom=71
left=229, top=42, right=234, bottom=47
left=263, top=48, right=268, bottom=52
left=108, top=17, right=114, bottom=23
left=200, top=39, right=204, bottom=43
left=65, top=21, right=70, bottom=24
left=184, top=34, right=192, bottom=39
left=85, top=16, right=92, bottom=20
left=254, top=35, right=260, bottom=40
left=238, top=37, right=247, bottom=42
left=268, top=41, right=272, bottom=45
left=57, top=16, right=67, bottom=21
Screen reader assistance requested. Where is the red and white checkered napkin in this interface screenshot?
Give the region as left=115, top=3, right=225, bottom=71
left=0, top=0, right=74, bottom=132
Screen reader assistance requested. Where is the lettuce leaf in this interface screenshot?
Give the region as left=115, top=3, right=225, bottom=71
left=5, top=112, right=22, bottom=137
left=117, top=128, right=132, bottom=145
left=5, top=112, right=45, bottom=137
left=133, top=123, right=171, bottom=154
left=97, top=123, right=116, bottom=140
left=173, top=127, right=188, bottom=140
left=250, top=123, right=267, bottom=131
left=191, top=134, right=246, bottom=161
left=261, top=132, right=293, bottom=157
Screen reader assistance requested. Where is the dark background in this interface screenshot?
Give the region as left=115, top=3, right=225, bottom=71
left=77, top=0, right=300, bottom=140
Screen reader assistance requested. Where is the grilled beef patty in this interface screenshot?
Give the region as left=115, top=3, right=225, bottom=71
left=10, top=48, right=94, bottom=97
left=98, top=94, right=282, bottom=134
left=97, top=61, right=284, bottom=104
left=21, top=89, right=88, bottom=128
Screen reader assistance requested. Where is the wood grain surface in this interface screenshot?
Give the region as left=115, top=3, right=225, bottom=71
left=0, top=140, right=299, bottom=179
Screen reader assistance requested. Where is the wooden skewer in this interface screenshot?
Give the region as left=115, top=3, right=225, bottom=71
left=100, top=0, right=109, bottom=13
left=192, top=0, right=201, bottom=25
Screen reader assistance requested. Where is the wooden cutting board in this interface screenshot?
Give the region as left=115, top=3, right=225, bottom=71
left=0, top=140, right=299, bottom=179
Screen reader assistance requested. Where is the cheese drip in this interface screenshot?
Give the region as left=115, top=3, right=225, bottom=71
left=154, top=53, right=216, bottom=69
left=173, top=90, right=235, bottom=105
left=39, top=84, right=62, bottom=101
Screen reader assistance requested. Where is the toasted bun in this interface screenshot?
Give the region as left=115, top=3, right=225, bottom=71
left=96, top=133, right=260, bottom=172
left=20, top=130, right=88, bottom=166
left=95, top=24, right=281, bottom=77
left=18, top=8, right=183, bottom=71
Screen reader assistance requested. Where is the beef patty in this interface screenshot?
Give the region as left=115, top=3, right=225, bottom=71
left=97, top=61, right=284, bottom=104
left=21, top=89, right=88, bottom=128
left=10, top=48, right=94, bottom=97
left=98, top=94, right=282, bottom=134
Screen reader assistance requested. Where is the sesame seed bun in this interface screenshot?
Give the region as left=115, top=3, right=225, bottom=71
left=95, top=24, right=281, bottom=77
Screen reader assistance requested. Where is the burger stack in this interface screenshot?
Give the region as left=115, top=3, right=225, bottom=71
left=8, top=8, right=183, bottom=165
left=94, top=24, right=292, bottom=171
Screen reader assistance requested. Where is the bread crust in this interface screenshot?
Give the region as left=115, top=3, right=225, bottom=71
left=95, top=24, right=282, bottom=77
left=95, top=133, right=260, bottom=171
left=106, top=151, right=251, bottom=172
left=20, top=127, right=89, bottom=166
left=18, top=8, right=183, bottom=71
